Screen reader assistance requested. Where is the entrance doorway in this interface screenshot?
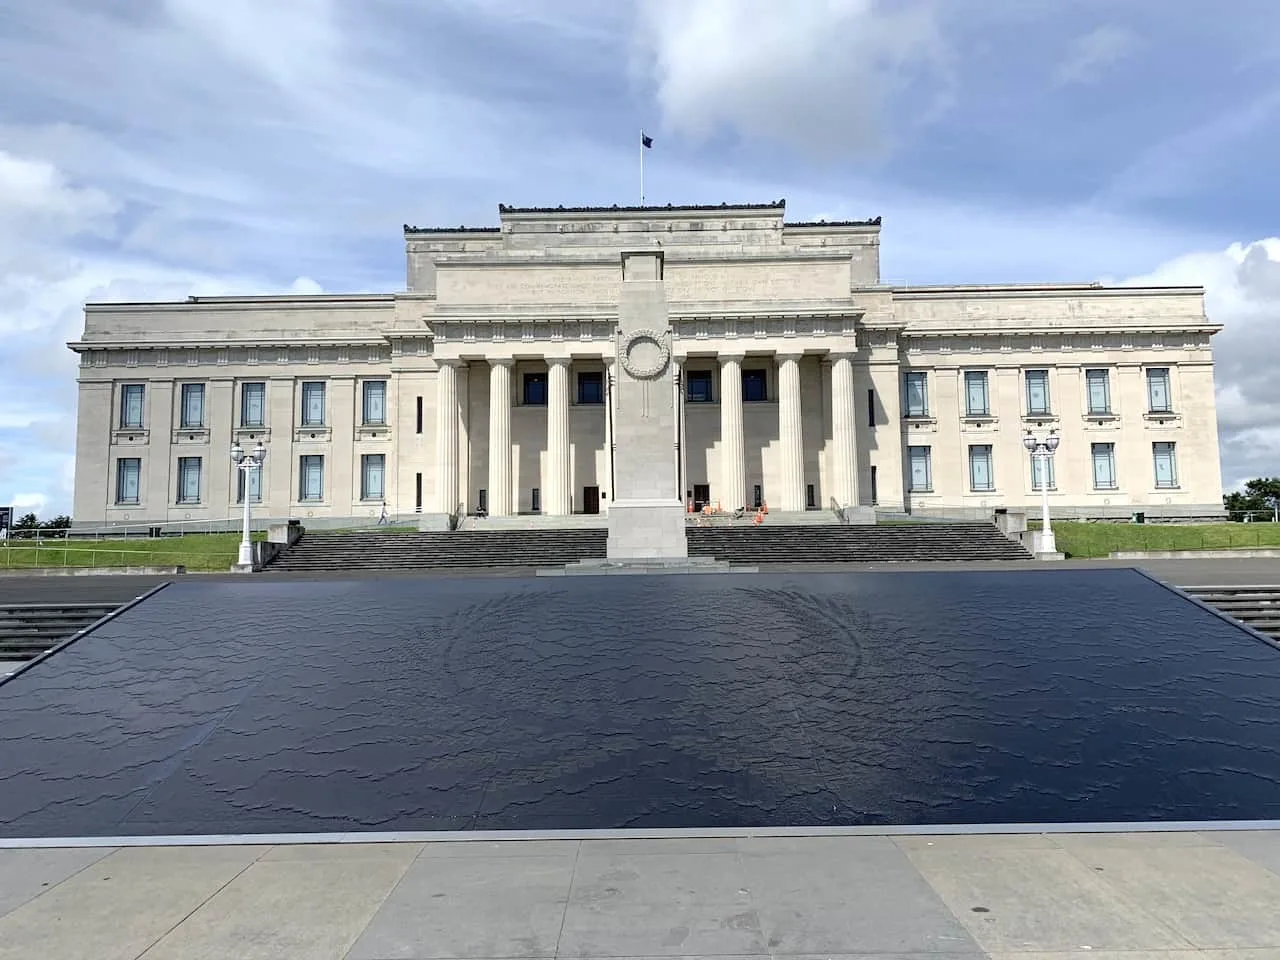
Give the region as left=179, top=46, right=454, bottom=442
left=693, top=484, right=711, bottom=511
left=583, top=486, right=600, bottom=515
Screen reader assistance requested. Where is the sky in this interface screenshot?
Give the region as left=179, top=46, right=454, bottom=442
left=1, top=0, right=1278, bottom=517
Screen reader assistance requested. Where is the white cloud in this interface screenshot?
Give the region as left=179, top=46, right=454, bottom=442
left=1114, top=238, right=1280, bottom=490
left=0, top=150, right=117, bottom=245
left=1053, top=24, right=1137, bottom=86
left=634, top=0, right=951, bottom=158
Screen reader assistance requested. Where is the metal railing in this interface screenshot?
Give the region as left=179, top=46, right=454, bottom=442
left=0, top=543, right=225, bottom=572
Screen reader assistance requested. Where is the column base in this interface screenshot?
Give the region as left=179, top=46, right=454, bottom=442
left=607, top=500, right=689, bottom=560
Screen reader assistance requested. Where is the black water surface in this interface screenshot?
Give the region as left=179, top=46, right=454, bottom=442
left=1, top=569, right=1278, bottom=837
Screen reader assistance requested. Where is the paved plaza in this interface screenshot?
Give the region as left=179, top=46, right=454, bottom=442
left=3, top=831, right=1280, bottom=959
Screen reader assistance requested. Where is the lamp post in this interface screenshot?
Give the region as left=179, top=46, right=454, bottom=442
left=1023, top=429, right=1060, bottom=555
left=231, top=440, right=266, bottom=567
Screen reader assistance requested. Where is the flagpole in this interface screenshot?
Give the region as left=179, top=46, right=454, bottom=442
left=639, top=129, right=645, bottom=205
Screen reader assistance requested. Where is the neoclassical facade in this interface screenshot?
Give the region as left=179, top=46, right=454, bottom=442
left=69, top=201, right=1225, bottom=528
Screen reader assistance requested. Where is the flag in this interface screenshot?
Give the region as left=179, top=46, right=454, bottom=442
left=641, top=132, right=653, bottom=149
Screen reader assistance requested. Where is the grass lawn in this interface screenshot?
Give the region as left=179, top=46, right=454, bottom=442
left=1030, top=521, right=1280, bottom=558
left=0, top=532, right=263, bottom=573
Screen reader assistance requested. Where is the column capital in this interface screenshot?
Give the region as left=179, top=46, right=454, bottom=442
left=775, top=351, right=805, bottom=364
left=718, top=352, right=746, bottom=365
left=828, top=350, right=856, bottom=363
left=489, top=357, right=515, bottom=368
left=434, top=358, right=463, bottom=370
left=546, top=356, right=571, bottom=369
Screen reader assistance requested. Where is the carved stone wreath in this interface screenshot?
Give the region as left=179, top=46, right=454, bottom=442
left=618, top=328, right=671, bottom=380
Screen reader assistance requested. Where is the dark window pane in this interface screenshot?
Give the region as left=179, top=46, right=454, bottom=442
left=742, top=369, right=768, bottom=402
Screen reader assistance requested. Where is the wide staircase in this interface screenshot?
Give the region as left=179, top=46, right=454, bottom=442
left=1181, top=586, right=1280, bottom=641
left=266, top=522, right=1030, bottom=572
left=687, top=522, right=1032, bottom=564
left=266, top=529, right=609, bottom=572
left=0, top=602, right=123, bottom=663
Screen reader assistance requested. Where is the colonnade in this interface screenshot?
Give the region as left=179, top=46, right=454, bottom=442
left=433, top=350, right=861, bottom=515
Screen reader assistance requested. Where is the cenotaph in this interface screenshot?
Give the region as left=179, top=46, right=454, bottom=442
left=606, top=251, right=689, bottom=560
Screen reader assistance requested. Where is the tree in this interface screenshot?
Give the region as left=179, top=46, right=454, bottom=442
left=1225, top=478, right=1280, bottom=520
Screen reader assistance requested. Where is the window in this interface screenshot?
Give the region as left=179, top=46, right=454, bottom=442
left=176, top=457, right=202, bottom=504
left=964, top=371, right=990, bottom=417
left=241, top=382, right=266, bottom=427
left=752, top=484, right=763, bottom=509
left=1030, top=452, right=1056, bottom=491
left=577, top=371, right=604, bottom=405
left=686, top=370, right=713, bottom=403
left=1085, top=369, right=1111, bottom=415
left=362, top=380, right=387, bottom=425
left=361, top=454, right=386, bottom=500
left=478, top=489, right=488, bottom=514
left=180, top=383, right=205, bottom=428
left=867, top=388, right=876, bottom=427
left=523, top=372, right=547, bottom=406
left=299, top=455, right=324, bottom=501
left=531, top=487, right=541, bottom=512
left=415, top=472, right=423, bottom=512
left=806, top=484, right=816, bottom=509
left=904, top=371, right=929, bottom=417
left=1025, top=369, right=1050, bottom=415
left=115, top=458, right=141, bottom=505
left=1091, top=443, right=1117, bottom=489
left=908, top=446, right=932, bottom=492
left=1146, top=368, right=1172, bottom=413
left=742, top=369, right=768, bottom=402
left=416, top=396, right=423, bottom=434
left=1153, top=442, right=1178, bottom=488
left=236, top=463, right=262, bottom=503
left=120, top=384, right=145, bottom=428
left=968, top=445, right=994, bottom=491
left=301, top=382, right=326, bottom=426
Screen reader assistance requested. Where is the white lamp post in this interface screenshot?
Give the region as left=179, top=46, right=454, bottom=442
left=1022, top=429, right=1060, bottom=555
left=231, top=440, right=266, bottom=567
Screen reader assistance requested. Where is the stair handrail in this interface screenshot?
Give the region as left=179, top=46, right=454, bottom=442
left=829, top=497, right=848, bottom=525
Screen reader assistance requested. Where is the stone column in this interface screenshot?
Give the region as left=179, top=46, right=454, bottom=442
left=546, top=357, right=571, bottom=515
left=719, top=353, right=746, bottom=510
left=434, top=360, right=459, bottom=514
left=487, top=358, right=513, bottom=516
left=777, top=352, right=805, bottom=512
left=603, top=358, right=615, bottom=512
left=829, top=352, right=859, bottom=508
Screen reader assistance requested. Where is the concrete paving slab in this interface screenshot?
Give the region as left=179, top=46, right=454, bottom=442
left=985, top=951, right=1278, bottom=960
left=0, top=845, right=265, bottom=960
left=346, top=854, right=575, bottom=959
left=1217, top=829, right=1280, bottom=878
left=558, top=845, right=767, bottom=958
left=138, top=855, right=413, bottom=960
left=579, top=836, right=741, bottom=856
left=0, top=847, right=115, bottom=918
left=740, top=838, right=981, bottom=955
left=571, top=850, right=753, bottom=905
left=904, top=844, right=1191, bottom=953
left=1055, top=831, right=1226, bottom=850
left=737, top=834, right=901, bottom=858
left=260, top=842, right=423, bottom=862
left=417, top=839, right=578, bottom=859
left=893, top=833, right=1062, bottom=852
left=1061, top=840, right=1280, bottom=949
left=557, top=900, right=768, bottom=958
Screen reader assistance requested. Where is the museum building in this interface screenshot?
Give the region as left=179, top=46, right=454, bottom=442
left=68, top=201, right=1225, bottom=528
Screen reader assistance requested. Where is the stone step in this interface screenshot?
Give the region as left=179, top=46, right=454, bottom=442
left=266, top=522, right=1031, bottom=571
left=1181, top=586, right=1280, bottom=640
left=0, top=603, right=122, bottom=662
